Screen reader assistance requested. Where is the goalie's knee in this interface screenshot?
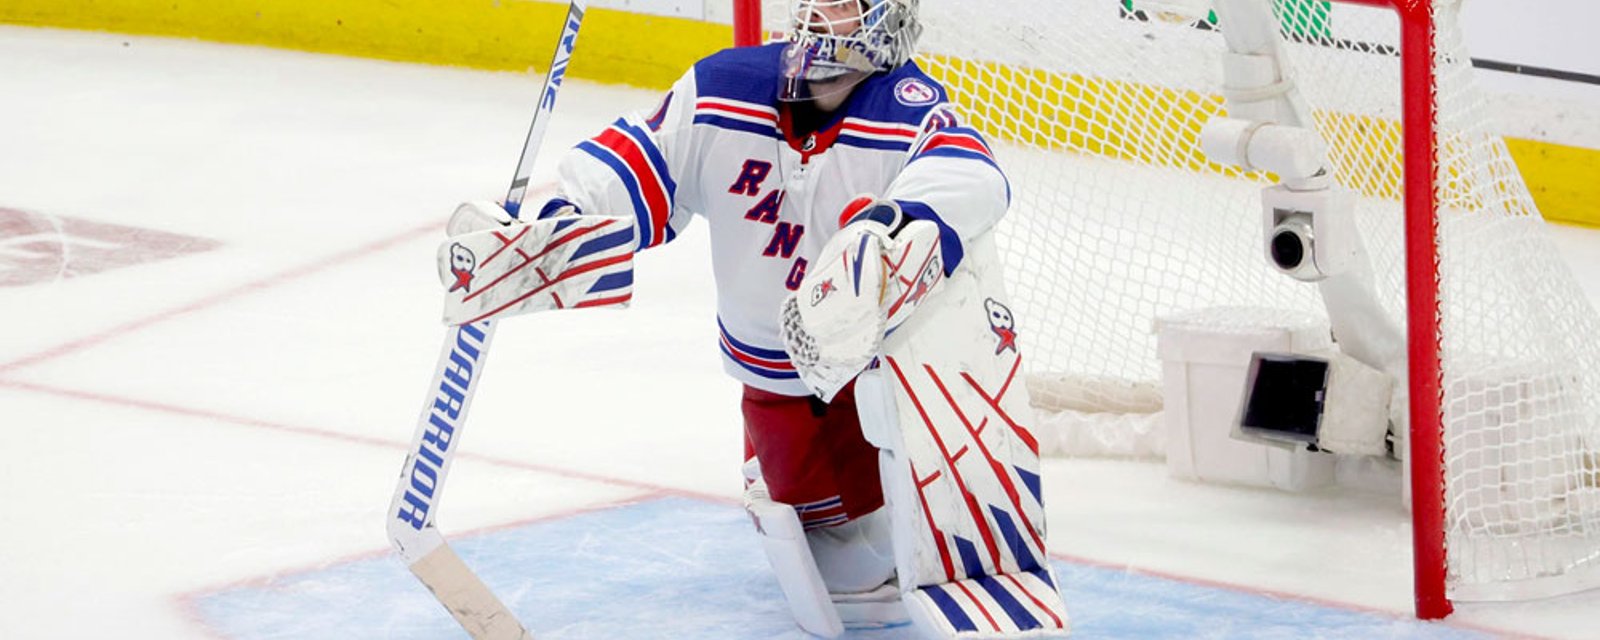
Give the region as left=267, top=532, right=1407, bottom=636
left=807, top=508, right=896, bottom=593
left=742, top=384, right=887, bottom=528
left=746, top=486, right=907, bottom=636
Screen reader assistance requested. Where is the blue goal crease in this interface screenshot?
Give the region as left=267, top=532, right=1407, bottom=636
left=193, top=496, right=1497, bottom=640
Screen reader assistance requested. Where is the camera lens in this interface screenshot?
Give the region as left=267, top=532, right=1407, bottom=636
left=1271, top=227, right=1306, bottom=270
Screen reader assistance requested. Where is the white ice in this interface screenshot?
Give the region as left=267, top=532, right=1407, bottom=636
left=1, top=26, right=1598, bottom=639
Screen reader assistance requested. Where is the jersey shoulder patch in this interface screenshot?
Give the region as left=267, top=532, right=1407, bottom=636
left=847, top=62, right=951, bottom=127
left=892, top=77, right=940, bottom=107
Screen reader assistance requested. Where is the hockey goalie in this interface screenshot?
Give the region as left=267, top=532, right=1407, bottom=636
left=435, top=1, right=1069, bottom=636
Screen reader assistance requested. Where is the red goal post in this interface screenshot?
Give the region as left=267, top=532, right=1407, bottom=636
left=1337, top=0, right=1450, bottom=621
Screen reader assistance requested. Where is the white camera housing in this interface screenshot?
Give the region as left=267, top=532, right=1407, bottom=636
left=1262, top=185, right=1358, bottom=282
left=1201, top=118, right=1328, bottom=181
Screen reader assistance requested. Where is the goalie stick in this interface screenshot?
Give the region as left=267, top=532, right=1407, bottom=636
left=385, top=3, right=589, bottom=638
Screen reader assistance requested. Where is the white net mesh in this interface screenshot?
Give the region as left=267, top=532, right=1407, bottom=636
left=762, top=0, right=1600, bottom=602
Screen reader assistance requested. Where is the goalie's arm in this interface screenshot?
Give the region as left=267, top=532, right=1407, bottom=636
left=881, top=108, right=1011, bottom=276
left=434, top=71, right=710, bottom=320
left=552, top=70, right=704, bottom=251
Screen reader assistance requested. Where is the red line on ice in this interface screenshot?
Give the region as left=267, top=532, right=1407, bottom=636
left=0, top=220, right=439, bottom=375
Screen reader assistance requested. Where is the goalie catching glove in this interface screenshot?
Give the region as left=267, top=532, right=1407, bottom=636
left=780, top=196, right=947, bottom=402
left=436, top=200, right=636, bottom=325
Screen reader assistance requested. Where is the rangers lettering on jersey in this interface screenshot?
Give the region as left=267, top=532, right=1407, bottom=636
left=552, top=43, right=1009, bottom=395
left=764, top=222, right=806, bottom=258
left=730, top=159, right=774, bottom=196
left=395, top=321, right=488, bottom=530
left=746, top=190, right=785, bottom=223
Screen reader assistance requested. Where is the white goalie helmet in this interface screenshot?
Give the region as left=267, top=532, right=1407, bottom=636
left=780, top=0, right=923, bottom=102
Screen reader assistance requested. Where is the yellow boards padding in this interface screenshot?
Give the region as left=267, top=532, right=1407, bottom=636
left=4, top=1, right=1595, bottom=227
left=1506, top=138, right=1600, bottom=228
left=924, top=55, right=1597, bottom=228
left=0, top=0, right=733, bottom=90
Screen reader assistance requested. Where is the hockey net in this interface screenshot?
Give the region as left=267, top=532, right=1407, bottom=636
left=745, top=0, right=1600, bottom=615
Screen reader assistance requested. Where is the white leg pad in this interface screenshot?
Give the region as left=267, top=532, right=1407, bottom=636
left=745, top=486, right=845, bottom=638
left=855, top=234, right=1072, bottom=638
left=899, top=567, right=1070, bottom=639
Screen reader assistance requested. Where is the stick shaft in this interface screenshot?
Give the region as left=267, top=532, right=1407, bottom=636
left=505, top=1, right=589, bottom=217
left=386, top=4, right=591, bottom=637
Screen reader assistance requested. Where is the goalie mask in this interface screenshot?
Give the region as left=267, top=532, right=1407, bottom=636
left=780, top=0, right=922, bottom=102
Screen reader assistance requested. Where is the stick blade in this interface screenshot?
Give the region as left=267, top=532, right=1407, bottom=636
left=409, top=543, right=532, bottom=640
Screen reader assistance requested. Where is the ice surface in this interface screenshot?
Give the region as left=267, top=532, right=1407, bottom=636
left=2, top=25, right=1598, bottom=639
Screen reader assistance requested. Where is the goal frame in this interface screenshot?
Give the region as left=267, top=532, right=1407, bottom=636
left=731, top=0, right=1452, bottom=619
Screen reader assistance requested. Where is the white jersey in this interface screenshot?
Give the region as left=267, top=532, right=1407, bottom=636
left=555, top=43, right=1010, bottom=396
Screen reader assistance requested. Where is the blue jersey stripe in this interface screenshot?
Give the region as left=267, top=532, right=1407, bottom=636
left=836, top=135, right=913, bottom=152
left=693, top=114, right=781, bottom=139
left=718, top=342, right=800, bottom=380
left=644, top=91, right=672, bottom=131
left=577, top=141, right=656, bottom=249
left=615, top=118, right=678, bottom=198
left=716, top=318, right=791, bottom=360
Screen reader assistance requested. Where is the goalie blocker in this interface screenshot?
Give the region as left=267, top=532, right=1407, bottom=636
left=779, top=206, right=1071, bottom=639
left=436, top=201, right=636, bottom=325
